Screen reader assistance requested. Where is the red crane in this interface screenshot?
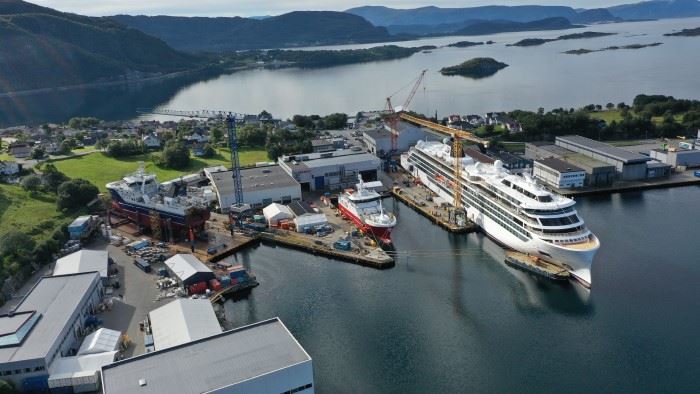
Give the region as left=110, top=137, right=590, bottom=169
left=385, top=69, right=427, bottom=153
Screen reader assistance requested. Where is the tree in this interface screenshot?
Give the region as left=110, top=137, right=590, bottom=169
left=0, top=378, right=19, bottom=393
left=20, top=175, right=42, bottom=193
left=606, top=103, right=614, bottom=110
left=201, top=143, right=216, bottom=158
left=322, top=113, right=348, bottom=129
left=59, top=140, right=73, bottom=155
left=0, top=231, right=35, bottom=260
left=258, top=110, right=272, bottom=119
left=41, top=164, right=69, bottom=192
left=56, top=179, right=98, bottom=211
left=160, top=140, right=190, bottom=169
left=30, top=147, right=45, bottom=159
left=210, top=125, right=225, bottom=145
left=617, top=102, right=627, bottom=110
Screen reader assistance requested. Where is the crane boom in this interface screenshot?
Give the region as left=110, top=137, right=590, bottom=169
left=387, top=70, right=428, bottom=153
left=399, top=113, right=490, bottom=147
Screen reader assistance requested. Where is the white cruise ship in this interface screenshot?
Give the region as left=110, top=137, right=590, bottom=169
left=400, top=140, right=600, bottom=287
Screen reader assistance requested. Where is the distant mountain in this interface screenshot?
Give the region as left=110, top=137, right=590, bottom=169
left=111, top=12, right=392, bottom=52
left=0, top=0, right=198, bottom=94
left=346, top=5, right=618, bottom=27
left=455, top=17, right=579, bottom=36
left=607, top=0, right=700, bottom=20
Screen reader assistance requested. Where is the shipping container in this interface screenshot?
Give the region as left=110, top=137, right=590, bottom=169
left=188, top=281, right=207, bottom=295
left=134, top=259, right=151, bottom=273
left=220, top=276, right=232, bottom=286
left=333, top=240, right=352, bottom=251
left=157, top=268, right=169, bottom=277
left=144, top=334, right=154, bottom=347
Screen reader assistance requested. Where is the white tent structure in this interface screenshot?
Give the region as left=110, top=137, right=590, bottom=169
left=262, top=203, right=294, bottom=226
left=78, top=328, right=121, bottom=355
left=148, top=298, right=222, bottom=350
left=48, top=351, right=118, bottom=392
left=293, top=214, right=328, bottom=233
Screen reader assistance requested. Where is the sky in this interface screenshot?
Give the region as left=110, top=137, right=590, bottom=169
left=31, top=1, right=629, bottom=17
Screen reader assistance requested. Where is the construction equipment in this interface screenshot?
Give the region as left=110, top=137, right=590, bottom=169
left=137, top=108, right=247, bottom=207
left=399, top=112, right=490, bottom=223
left=385, top=70, right=427, bottom=153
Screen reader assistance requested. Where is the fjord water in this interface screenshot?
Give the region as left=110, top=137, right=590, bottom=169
left=3, top=17, right=700, bottom=127
left=224, top=186, right=700, bottom=392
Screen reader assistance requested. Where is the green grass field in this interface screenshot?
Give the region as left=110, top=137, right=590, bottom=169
left=0, top=184, right=72, bottom=240
left=589, top=110, right=684, bottom=125
left=52, top=148, right=269, bottom=191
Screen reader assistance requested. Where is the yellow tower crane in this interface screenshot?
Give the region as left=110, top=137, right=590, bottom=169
left=399, top=112, right=490, bottom=212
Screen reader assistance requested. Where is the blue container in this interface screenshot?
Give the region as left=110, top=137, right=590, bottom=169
left=229, top=270, right=247, bottom=279
left=220, top=276, right=232, bottom=286
left=694, top=170, right=700, bottom=178
left=158, top=268, right=169, bottom=277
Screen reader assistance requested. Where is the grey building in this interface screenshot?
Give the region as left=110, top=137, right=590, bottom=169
left=533, top=158, right=586, bottom=189
left=555, top=135, right=650, bottom=181
left=205, top=165, right=302, bottom=211
left=278, top=149, right=381, bottom=191
left=650, top=148, right=700, bottom=168
left=525, top=142, right=616, bottom=186
left=363, top=122, right=432, bottom=156
left=0, top=273, right=103, bottom=391
left=311, top=138, right=344, bottom=153
left=164, top=254, right=215, bottom=288
left=488, top=151, right=532, bottom=174
left=101, top=317, right=314, bottom=394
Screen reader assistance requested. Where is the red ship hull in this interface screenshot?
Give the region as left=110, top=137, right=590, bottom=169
left=337, top=203, right=393, bottom=245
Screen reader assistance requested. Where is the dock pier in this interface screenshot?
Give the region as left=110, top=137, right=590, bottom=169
left=504, top=251, right=570, bottom=281
left=391, top=186, right=478, bottom=233
left=259, top=231, right=394, bottom=269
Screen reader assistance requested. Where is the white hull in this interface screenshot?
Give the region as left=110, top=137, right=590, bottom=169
left=403, top=154, right=598, bottom=287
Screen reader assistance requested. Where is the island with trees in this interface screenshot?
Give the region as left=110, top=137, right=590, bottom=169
left=509, top=31, right=616, bottom=47
left=446, top=41, right=484, bottom=48
left=664, top=27, right=700, bottom=37
left=439, top=58, right=509, bottom=78
left=564, top=42, right=662, bottom=55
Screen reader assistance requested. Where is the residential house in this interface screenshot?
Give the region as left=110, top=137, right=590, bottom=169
left=463, top=115, right=485, bottom=127
left=504, top=120, right=523, bottom=133
left=142, top=134, right=161, bottom=149
left=485, top=112, right=505, bottom=125
left=0, top=160, right=21, bottom=175
left=8, top=142, right=32, bottom=158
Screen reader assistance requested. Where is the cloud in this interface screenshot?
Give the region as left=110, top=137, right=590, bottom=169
left=30, top=0, right=616, bottom=17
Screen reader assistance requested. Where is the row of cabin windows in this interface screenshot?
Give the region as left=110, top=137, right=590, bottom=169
left=410, top=156, right=530, bottom=241
left=1, top=365, right=46, bottom=376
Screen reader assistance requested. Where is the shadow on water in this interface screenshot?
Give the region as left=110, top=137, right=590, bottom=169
left=0, top=69, right=222, bottom=127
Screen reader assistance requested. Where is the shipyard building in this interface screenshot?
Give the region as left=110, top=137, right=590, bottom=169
left=0, top=272, right=104, bottom=391
left=53, top=249, right=110, bottom=284
left=278, top=149, right=381, bottom=191
left=205, top=165, right=302, bottom=212
left=363, top=122, right=431, bottom=155
left=533, top=158, right=586, bottom=189
left=101, top=318, right=314, bottom=394
left=147, top=299, right=221, bottom=351
left=554, top=135, right=650, bottom=181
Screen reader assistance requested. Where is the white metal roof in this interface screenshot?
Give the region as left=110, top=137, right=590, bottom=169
left=0, top=273, right=100, bottom=364
left=101, top=318, right=310, bottom=394
left=148, top=299, right=221, bottom=350
left=48, top=351, right=117, bottom=388
left=164, top=254, right=212, bottom=282
left=78, top=328, right=121, bottom=355
left=54, top=250, right=109, bottom=279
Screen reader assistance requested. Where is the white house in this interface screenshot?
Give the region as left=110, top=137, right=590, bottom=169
left=142, top=134, right=161, bottom=148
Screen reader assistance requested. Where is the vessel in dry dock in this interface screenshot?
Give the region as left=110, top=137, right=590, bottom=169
left=338, top=175, right=396, bottom=245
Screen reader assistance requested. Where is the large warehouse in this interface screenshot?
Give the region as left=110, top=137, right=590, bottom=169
left=148, top=299, right=222, bottom=351
left=164, top=254, right=215, bottom=288
left=205, top=165, right=302, bottom=212
left=533, top=158, right=586, bottom=189
left=555, top=135, right=650, bottom=181
left=363, top=122, right=431, bottom=155
left=278, top=149, right=381, bottom=191
left=101, top=318, right=314, bottom=394
left=0, top=272, right=103, bottom=391
left=526, top=141, right=621, bottom=186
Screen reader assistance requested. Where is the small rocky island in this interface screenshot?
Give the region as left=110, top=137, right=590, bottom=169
left=564, top=42, right=662, bottom=55
left=509, top=31, right=616, bottom=47
left=440, top=57, right=509, bottom=78
left=446, top=41, right=484, bottom=48
left=664, top=27, right=700, bottom=37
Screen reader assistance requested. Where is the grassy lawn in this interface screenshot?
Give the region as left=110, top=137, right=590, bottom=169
left=51, top=148, right=269, bottom=192
left=0, top=184, right=72, bottom=241
left=589, top=110, right=684, bottom=125
left=0, top=152, right=12, bottom=161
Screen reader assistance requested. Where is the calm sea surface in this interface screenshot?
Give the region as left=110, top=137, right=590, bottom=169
left=2, top=18, right=700, bottom=127
left=223, top=186, right=700, bottom=393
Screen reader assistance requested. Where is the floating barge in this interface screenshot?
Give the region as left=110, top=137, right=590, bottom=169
left=504, top=251, right=570, bottom=281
